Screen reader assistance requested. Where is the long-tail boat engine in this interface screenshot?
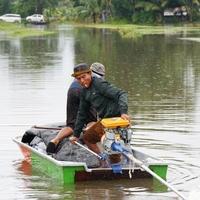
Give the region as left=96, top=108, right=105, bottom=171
left=100, top=117, right=133, bottom=173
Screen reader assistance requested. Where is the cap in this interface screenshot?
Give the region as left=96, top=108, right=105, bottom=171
left=90, top=62, right=105, bottom=77
left=71, top=63, right=91, bottom=77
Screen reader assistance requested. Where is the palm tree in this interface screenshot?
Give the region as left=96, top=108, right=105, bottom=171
left=79, top=0, right=100, bottom=23
left=0, top=0, right=12, bottom=15
left=183, top=0, right=200, bottom=21
left=134, top=0, right=169, bottom=22
left=99, top=0, right=113, bottom=21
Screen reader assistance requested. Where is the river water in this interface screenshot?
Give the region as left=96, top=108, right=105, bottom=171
left=0, top=24, right=200, bottom=200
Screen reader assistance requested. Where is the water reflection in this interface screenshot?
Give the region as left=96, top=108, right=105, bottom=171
left=73, top=27, right=200, bottom=198
left=16, top=158, right=170, bottom=200
left=0, top=26, right=75, bottom=126
left=73, top=29, right=200, bottom=130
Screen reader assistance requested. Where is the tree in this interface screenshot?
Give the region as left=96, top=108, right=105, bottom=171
left=183, top=0, right=200, bottom=21
left=2, top=0, right=200, bottom=23
left=0, top=0, right=12, bottom=15
left=99, top=0, right=113, bottom=22
left=11, top=0, right=58, bottom=17
left=78, top=0, right=100, bottom=23
left=138, top=0, right=169, bottom=20
left=111, top=0, right=134, bottom=21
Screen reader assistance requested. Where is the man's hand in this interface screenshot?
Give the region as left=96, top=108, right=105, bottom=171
left=69, top=135, right=79, bottom=144
left=98, top=152, right=108, bottom=160
left=121, top=113, right=131, bottom=122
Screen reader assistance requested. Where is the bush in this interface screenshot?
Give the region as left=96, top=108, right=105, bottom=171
left=132, top=11, right=156, bottom=24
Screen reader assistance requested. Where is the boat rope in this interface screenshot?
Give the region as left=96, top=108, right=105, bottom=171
left=128, top=158, right=135, bottom=179
left=127, top=145, right=135, bottom=179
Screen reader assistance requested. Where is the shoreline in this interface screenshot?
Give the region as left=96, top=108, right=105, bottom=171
left=1, top=21, right=200, bottom=38
left=0, top=22, right=55, bottom=37
left=71, top=22, right=200, bottom=38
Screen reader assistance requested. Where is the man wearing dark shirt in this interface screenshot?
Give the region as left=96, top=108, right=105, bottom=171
left=46, top=63, right=105, bottom=154
left=70, top=63, right=130, bottom=155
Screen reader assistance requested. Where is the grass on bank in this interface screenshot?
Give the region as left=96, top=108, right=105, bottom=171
left=0, top=22, right=55, bottom=37
left=1, top=20, right=200, bottom=39
left=73, top=23, right=200, bottom=38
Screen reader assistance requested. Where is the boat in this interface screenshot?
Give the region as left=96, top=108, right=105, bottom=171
left=13, top=131, right=168, bottom=185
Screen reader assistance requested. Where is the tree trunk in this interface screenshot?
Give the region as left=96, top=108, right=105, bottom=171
left=37, top=0, right=44, bottom=14
left=92, top=12, right=96, bottom=23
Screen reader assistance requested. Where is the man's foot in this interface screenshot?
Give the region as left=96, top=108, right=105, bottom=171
left=46, top=142, right=57, bottom=154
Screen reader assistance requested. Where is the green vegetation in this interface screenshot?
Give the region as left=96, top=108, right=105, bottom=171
left=73, top=23, right=200, bottom=39
left=118, top=24, right=200, bottom=38
left=2, top=20, right=199, bottom=39
left=1, top=0, right=200, bottom=24
left=42, top=0, right=200, bottom=24
left=0, top=21, right=55, bottom=37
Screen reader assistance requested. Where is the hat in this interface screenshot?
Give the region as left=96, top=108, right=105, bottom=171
left=71, top=63, right=91, bottom=77
left=90, top=62, right=105, bottom=76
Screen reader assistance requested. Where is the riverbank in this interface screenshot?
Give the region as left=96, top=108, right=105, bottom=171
left=73, top=23, right=200, bottom=38
left=1, top=21, right=200, bottom=39
left=0, top=22, right=55, bottom=37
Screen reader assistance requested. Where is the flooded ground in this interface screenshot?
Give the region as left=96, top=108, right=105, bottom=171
left=0, top=24, right=200, bottom=199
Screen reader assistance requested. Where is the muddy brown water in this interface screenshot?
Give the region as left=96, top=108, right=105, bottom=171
left=0, top=25, right=200, bottom=199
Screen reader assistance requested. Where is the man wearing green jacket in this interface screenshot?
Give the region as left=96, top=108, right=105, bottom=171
left=70, top=63, right=130, bottom=156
